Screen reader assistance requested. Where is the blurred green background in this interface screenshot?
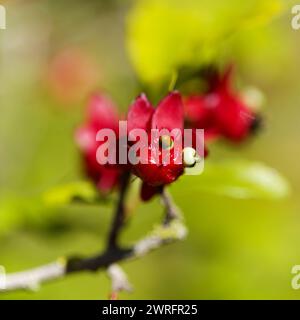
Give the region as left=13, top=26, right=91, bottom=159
left=0, top=0, right=300, bottom=299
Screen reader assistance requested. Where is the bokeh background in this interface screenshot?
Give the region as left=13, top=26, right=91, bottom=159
left=0, top=0, right=300, bottom=299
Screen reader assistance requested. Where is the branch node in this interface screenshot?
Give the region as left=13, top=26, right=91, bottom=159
left=107, top=264, right=132, bottom=294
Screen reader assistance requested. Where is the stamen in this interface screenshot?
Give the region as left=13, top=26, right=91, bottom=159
left=183, top=147, right=200, bottom=168
left=160, top=135, right=174, bottom=150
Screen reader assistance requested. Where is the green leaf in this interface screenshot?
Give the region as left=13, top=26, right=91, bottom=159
left=42, top=181, right=99, bottom=206
left=0, top=181, right=102, bottom=235
left=126, top=0, right=284, bottom=84
left=0, top=195, right=50, bottom=235
left=172, top=160, right=290, bottom=199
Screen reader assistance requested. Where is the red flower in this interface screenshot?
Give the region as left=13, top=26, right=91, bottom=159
left=127, top=92, right=186, bottom=201
left=76, top=92, right=206, bottom=202
left=185, top=66, right=261, bottom=142
left=75, top=94, right=121, bottom=193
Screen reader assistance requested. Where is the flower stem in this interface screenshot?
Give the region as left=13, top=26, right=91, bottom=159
left=107, top=171, right=131, bottom=249
left=160, top=188, right=181, bottom=225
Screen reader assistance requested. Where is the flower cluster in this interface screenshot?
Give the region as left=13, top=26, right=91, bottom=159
left=184, top=66, right=262, bottom=142
left=75, top=65, right=262, bottom=201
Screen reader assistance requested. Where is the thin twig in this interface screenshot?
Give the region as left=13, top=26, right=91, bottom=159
left=0, top=176, right=186, bottom=293
left=0, top=220, right=187, bottom=293
left=1, top=261, right=66, bottom=292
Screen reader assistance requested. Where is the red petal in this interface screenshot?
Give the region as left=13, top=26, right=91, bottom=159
left=184, top=96, right=207, bottom=123
left=184, top=95, right=216, bottom=129
left=87, top=94, right=119, bottom=131
left=141, top=182, right=160, bottom=201
left=97, top=168, right=120, bottom=193
left=75, top=125, right=97, bottom=153
left=215, top=94, right=254, bottom=141
left=127, top=93, right=154, bottom=133
left=152, top=91, right=184, bottom=131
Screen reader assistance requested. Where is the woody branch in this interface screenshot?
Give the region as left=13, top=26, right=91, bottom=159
left=0, top=183, right=186, bottom=293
